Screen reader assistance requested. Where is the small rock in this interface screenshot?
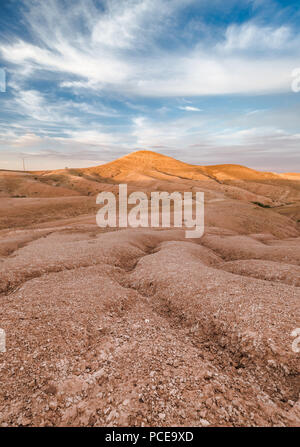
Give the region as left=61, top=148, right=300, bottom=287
left=200, top=418, right=210, bottom=426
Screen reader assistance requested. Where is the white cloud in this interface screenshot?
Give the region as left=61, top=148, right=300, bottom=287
left=11, top=133, right=44, bottom=147
left=131, top=114, right=208, bottom=147
left=179, top=106, right=202, bottom=112
left=91, top=0, right=154, bottom=49
left=1, top=1, right=299, bottom=96
left=130, top=51, right=295, bottom=96
left=220, top=23, right=293, bottom=51
left=60, top=129, right=117, bottom=146
left=1, top=40, right=130, bottom=85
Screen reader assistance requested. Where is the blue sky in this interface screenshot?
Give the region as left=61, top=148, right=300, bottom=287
left=0, top=0, right=299, bottom=171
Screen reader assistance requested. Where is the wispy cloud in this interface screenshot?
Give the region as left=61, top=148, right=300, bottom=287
left=179, top=106, right=203, bottom=112
left=1, top=0, right=299, bottom=96
left=0, top=0, right=300, bottom=170
left=219, top=23, right=294, bottom=52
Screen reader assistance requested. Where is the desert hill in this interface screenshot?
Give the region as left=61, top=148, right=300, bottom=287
left=1, top=150, right=299, bottom=200
left=0, top=151, right=299, bottom=236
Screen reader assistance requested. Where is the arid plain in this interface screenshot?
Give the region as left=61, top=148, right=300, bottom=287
left=0, top=150, right=299, bottom=426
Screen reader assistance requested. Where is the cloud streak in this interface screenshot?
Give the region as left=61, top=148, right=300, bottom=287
left=1, top=0, right=299, bottom=96
left=0, top=0, right=299, bottom=171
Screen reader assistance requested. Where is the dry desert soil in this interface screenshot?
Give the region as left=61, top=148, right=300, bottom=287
left=0, top=150, right=299, bottom=427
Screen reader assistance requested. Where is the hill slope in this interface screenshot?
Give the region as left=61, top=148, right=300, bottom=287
left=0, top=151, right=299, bottom=236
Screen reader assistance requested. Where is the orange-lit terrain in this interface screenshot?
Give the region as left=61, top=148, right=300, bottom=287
left=0, top=151, right=299, bottom=426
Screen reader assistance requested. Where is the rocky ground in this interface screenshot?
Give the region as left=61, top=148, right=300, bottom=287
left=0, top=224, right=299, bottom=426
left=0, top=151, right=299, bottom=426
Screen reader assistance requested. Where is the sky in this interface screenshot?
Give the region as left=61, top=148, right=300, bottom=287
left=0, top=0, right=300, bottom=172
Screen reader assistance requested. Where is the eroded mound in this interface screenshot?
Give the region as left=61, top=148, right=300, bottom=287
left=0, top=227, right=299, bottom=427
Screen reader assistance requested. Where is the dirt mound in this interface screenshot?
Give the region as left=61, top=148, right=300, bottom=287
left=201, top=234, right=300, bottom=264
left=0, top=228, right=299, bottom=427
left=220, top=259, right=300, bottom=286
left=0, top=171, right=80, bottom=198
